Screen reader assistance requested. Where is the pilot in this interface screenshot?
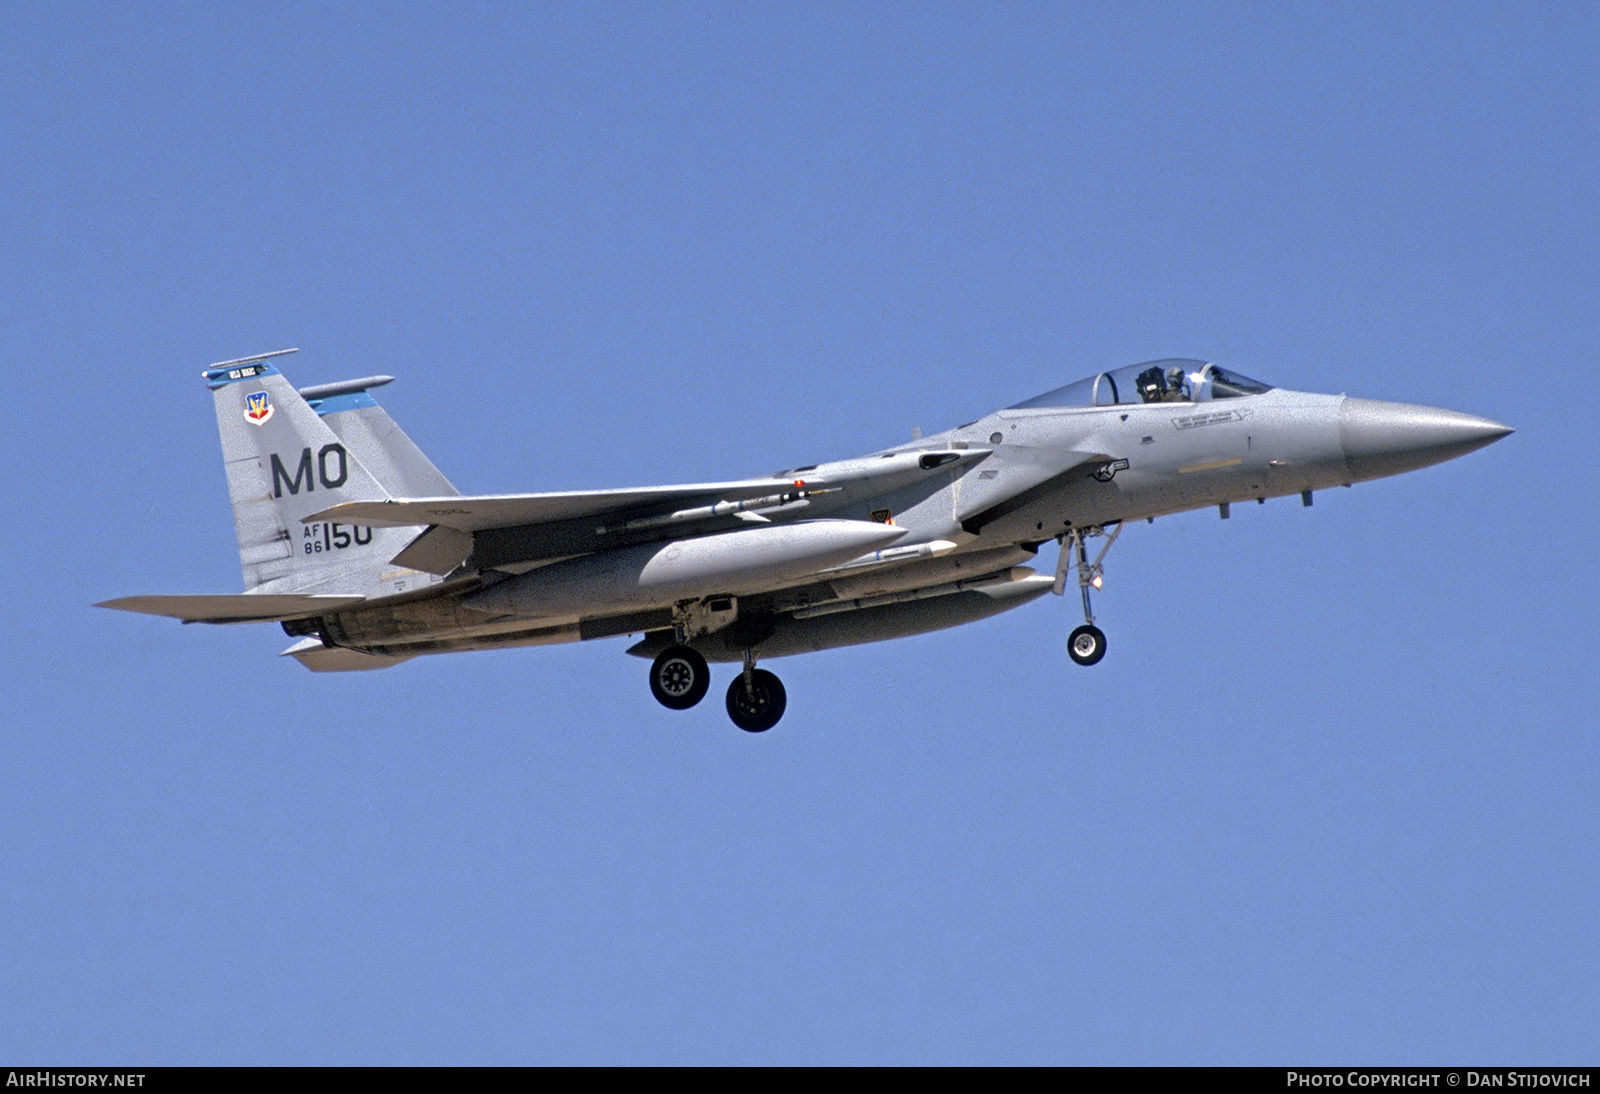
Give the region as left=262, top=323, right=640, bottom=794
left=1163, top=367, right=1190, bottom=402
left=1136, top=366, right=1166, bottom=403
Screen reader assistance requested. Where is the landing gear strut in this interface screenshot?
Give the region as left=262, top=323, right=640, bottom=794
left=726, top=650, right=786, bottom=733
left=1055, top=523, right=1121, bottom=667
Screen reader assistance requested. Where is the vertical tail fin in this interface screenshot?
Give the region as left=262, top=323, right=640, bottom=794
left=299, top=375, right=460, bottom=499
left=205, top=350, right=423, bottom=594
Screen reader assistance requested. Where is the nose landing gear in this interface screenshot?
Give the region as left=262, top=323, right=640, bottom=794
left=1055, top=523, right=1121, bottom=667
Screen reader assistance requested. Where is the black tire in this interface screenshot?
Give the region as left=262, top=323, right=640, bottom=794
left=725, top=669, right=787, bottom=733
left=650, top=645, right=710, bottom=710
left=1067, top=624, right=1107, bottom=666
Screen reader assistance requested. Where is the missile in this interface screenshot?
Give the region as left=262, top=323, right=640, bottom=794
left=593, top=488, right=835, bottom=535
left=463, top=519, right=908, bottom=619
left=818, top=538, right=959, bottom=575
left=793, top=567, right=1038, bottom=619
left=776, top=447, right=991, bottom=502
left=809, top=543, right=1038, bottom=602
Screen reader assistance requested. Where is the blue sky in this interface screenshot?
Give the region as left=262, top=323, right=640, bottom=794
left=3, top=2, right=1595, bottom=1064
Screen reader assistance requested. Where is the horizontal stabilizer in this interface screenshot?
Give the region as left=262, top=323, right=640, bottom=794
left=306, top=479, right=808, bottom=532
left=95, top=593, right=365, bottom=624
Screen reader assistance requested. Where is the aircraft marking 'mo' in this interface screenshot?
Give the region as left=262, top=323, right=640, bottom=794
left=99, top=350, right=1511, bottom=732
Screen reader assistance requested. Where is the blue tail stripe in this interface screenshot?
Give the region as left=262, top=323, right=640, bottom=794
left=306, top=391, right=379, bottom=415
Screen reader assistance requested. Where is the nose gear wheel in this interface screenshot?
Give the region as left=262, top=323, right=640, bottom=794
left=1068, top=623, right=1107, bottom=666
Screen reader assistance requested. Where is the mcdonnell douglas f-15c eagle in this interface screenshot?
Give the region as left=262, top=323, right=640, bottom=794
left=100, top=349, right=1510, bottom=732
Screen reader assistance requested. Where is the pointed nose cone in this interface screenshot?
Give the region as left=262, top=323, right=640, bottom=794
left=1340, top=398, right=1513, bottom=481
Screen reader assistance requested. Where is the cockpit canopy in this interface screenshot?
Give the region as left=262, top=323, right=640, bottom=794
left=1009, top=359, right=1273, bottom=410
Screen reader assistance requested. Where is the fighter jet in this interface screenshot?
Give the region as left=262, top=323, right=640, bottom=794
left=99, top=349, right=1510, bottom=732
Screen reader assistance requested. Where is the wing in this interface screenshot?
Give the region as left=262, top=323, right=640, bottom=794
left=304, top=478, right=813, bottom=575
left=304, top=447, right=1112, bottom=577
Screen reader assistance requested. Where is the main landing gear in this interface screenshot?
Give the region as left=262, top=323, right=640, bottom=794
left=647, top=644, right=787, bottom=733
left=649, top=645, right=710, bottom=709
left=1056, top=524, right=1121, bottom=667
left=726, top=653, right=786, bottom=733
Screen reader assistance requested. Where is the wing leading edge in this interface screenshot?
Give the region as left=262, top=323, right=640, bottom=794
left=304, top=478, right=810, bottom=532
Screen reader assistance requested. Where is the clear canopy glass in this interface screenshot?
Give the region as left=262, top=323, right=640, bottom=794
left=1008, top=360, right=1273, bottom=410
